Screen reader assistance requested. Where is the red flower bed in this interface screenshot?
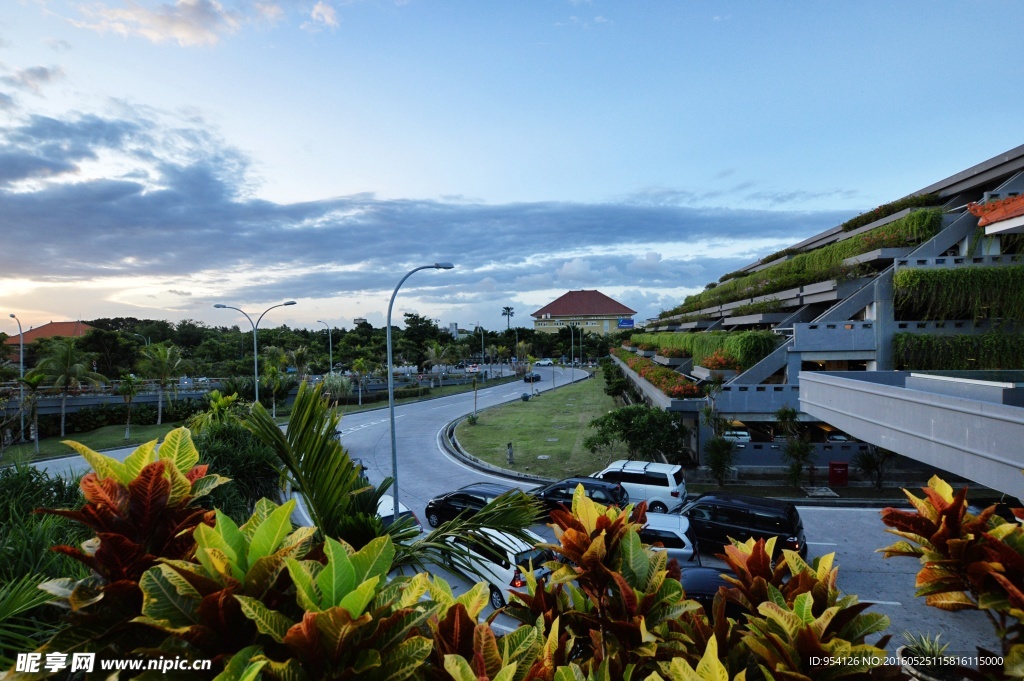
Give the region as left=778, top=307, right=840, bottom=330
left=700, top=349, right=741, bottom=371
left=612, top=348, right=703, bottom=398
left=657, top=347, right=691, bottom=358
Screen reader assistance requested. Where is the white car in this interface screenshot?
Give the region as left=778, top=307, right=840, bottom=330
left=534, top=358, right=554, bottom=366
left=640, top=512, right=697, bottom=564
left=592, top=459, right=687, bottom=514
left=290, top=491, right=423, bottom=534
left=445, top=527, right=551, bottom=609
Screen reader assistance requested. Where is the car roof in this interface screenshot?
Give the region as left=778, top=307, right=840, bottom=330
left=469, top=527, right=544, bottom=554
left=643, top=513, right=690, bottom=532
left=458, top=482, right=516, bottom=495
left=604, top=459, right=681, bottom=473
left=377, top=494, right=411, bottom=517
left=691, top=492, right=795, bottom=514
left=679, top=567, right=731, bottom=593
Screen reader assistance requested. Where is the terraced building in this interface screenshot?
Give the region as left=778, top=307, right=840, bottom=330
left=618, top=145, right=1024, bottom=498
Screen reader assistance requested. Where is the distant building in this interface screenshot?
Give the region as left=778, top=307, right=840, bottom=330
left=531, top=290, right=637, bottom=336
left=353, top=317, right=367, bottom=326
left=3, top=321, right=95, bottom=346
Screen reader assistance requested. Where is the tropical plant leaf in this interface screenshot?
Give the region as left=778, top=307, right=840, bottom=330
left=159, top=427, right=201, bottom=474
left=246, top=499, right=296, bottom=566
left=138, top=564, right=202, bottom=628
left=63, top=439, right=129, bottom=484
left=235, top=595, right=293, bottom=644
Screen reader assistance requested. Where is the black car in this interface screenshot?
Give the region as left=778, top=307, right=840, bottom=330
left=675, top=492, right=807, bottom=558
left=424, top=482, right=517, bottom=527
left=523, top=372, right=542, bottom=382
left=679, top=567, right=747, bottom=622
left=528, top=477, right=629, bottom=516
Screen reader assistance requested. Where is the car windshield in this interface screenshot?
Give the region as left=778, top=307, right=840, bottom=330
left=515, top=547, right=551, bottom=568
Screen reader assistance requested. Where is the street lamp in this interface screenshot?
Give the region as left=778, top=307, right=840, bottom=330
left=9, top=314, right=23, bottom=441
left=477, top=322, right=486, bottom=379
left=568, top=323, right=575, bottom=370
left=317, top=320, right=333, bottom=376
left=132, top=333, right=150, bottom=346
left=213, top=301, right=297, bottom=403
left=387, top=262, right=454, bottom=514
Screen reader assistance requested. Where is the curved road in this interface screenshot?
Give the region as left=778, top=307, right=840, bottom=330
left=337, top=366, right=587, bottom=516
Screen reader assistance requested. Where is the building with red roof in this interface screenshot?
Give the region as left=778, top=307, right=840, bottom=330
left=3, top=321, right=95, bottom=346
left=531, top=290, right=636, bottom=336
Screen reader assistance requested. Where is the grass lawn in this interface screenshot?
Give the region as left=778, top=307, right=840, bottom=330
left=1, top=423, right=185, bottom=464
left=454, top=371, right=628, bottom=479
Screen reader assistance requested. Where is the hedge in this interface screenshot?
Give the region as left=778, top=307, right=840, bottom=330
left=893, top=332, right=1024, bottom=370
left=632, top=330, right=778, bottom=370
left=661, top=208, right=943, bottom=318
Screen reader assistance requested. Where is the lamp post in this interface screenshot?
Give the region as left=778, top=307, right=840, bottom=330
left=477, top=322, right=486, bottom=379
left=214, top=301, right=296, bottom=403
left=568, top=323, right=575, bottom=370
left=317, top=320, right=333, bottom=375
left=387, top=263, right=454, bottom=514
left=132, top=333, right=150, bottom=346
left=9, top=314, right=23, bottom=441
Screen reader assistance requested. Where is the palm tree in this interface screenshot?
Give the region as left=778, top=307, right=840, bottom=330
left=487, top=344, right=499, bottom=375
left=423, top=341, right=448, bottom=388
left=243, top=381, right=539, bottom=575
left=117, top=373, right=141, bottom=440
left=33, top=338, right=106, bottom=437
left=287, top=346, right=310, bottom=380
left=17, top=373, right=46, bottom=454
left=351, top=358, right=371, bottom=406
left=502, top=305, right=514, bottom=329
left=186, top=389, right=242, bottom=434
left=137, top=343, right=188, bottom=425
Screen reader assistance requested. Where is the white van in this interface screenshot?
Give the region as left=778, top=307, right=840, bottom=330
left=591, top=460, right=687, bottom=513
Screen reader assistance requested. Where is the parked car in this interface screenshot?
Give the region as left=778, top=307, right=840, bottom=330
left=534, top=358, right=554, bottom=366
left=723, top=429, right=751, bottom=442
left=674, top=492, right=807, bottom=558
left=523, top=372, right=542, bottom=382
left=639, top=512, right=697, bottom=564
left=592, top=459, right=687, bottom=513
left=424, top=482, right=517, bottom=527
left=527, top=477, right=628, bottom=516
left=378, top=494, right=423, bottom=533
left=678, top=567, right=746, bottom=622
left=444, top=527, right=551, bottom=608
left=467, top=364, right=480, bottom=373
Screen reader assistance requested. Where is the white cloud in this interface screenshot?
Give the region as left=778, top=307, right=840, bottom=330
left=626, top=251, right=663, bottom=274
left=72, top=0, right=242, bottom=47
left=310, top=1, right=339, bottom=29
left=0, top=66, right=64, bottom=94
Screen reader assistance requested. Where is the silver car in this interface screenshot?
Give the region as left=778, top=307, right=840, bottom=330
left=640, top=512, right=697, bottom=563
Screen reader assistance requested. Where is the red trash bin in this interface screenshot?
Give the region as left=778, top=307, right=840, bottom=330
left=829, top=461, right=849, bottom=487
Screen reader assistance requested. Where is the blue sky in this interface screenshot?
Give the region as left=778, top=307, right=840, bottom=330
left=2, top=1, right=1022, bottom=334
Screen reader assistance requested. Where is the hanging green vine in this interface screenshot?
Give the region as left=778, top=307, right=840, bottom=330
left=893, top=332, right=1024, bottom=370
left=660, top=208, right=943, bottom=318
left=893, top=264, right=1024, bottom=321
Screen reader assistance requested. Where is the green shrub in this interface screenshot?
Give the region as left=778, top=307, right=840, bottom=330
left=194, top=422, right=281, bottom=524
left=633, top=330, right=778, bottom=370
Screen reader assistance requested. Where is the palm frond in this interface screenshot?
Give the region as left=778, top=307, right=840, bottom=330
left=0, top=574, right=55, bottom=667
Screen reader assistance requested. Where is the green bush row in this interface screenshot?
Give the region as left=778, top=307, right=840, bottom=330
left=894, top=264, right=1024, bottom=321
left=31, top=398, right=206, bottom=438
left=893, top=332, right=1024, bottom=370
left=632, top=330, right=778, bottom=370
left=661, top=208, right=944, bottom=318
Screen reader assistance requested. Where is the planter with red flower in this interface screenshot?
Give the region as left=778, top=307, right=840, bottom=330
left=635, top=342, right=657, bottom=358
left=653, top=346, right=693, bottom=370
left=692, top=349, right=742, bottom=381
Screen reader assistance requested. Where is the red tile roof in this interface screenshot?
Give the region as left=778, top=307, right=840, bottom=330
left=968, top=194, right=1024, bottom=227
left=4, top=321, right=95, bottom=345
left=532, top=290, right=636, bottom=318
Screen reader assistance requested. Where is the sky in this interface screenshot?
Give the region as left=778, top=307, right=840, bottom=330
left=2, top=1, right=1023, bottom=335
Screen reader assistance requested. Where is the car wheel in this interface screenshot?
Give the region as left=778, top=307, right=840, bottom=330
left=427, top=512, right=440, bottom=528
left=649, top=501, right=668, bottom=514
left=489, top=586, right=506, bottom=609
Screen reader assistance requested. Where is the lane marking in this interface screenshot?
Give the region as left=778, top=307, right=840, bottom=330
left=862, top=600, right=902, bottom=606
left=807, top=541, right=838, bottom=546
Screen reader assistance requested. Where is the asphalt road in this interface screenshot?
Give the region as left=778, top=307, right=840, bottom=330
left=35, top=366, right=1000, bottom=655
